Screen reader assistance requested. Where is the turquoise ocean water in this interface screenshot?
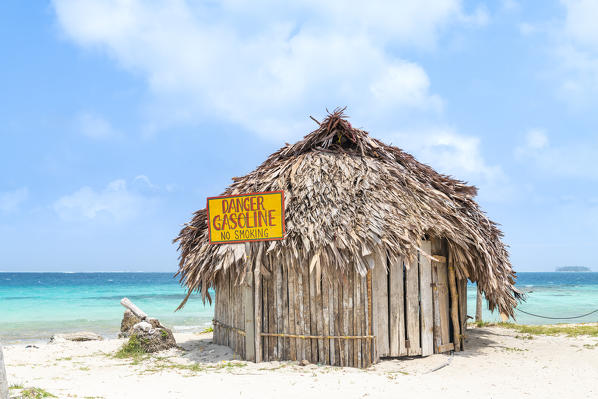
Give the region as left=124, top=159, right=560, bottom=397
left=1, top=272, right=597, bottom=344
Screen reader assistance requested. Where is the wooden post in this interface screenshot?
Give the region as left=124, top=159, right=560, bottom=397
left=447, top=260, right=461, bottom=351
left=0, top=341, right=8, bottom=399
left=253, top=269, right=262, bottom=363
left=244, top=271, right=256, bottom=361
left=476, top=285, right=483, bottom=322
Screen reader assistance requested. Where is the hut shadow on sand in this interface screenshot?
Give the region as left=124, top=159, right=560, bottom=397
left=174, top=108, right=522, bottom=368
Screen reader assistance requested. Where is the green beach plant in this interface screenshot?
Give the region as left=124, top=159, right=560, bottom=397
left=15, top=387, right=57, bottom=398
left=470, top=321, right=598, bottom=337
left=115, top=334, right=147, bottom=363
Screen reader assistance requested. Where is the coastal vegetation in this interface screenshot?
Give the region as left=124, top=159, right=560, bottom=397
left=473, top=322, right=598, bottom=337
left=9, top=385, right=56, bottom=398
left=114, top=334, right=147, bottom=363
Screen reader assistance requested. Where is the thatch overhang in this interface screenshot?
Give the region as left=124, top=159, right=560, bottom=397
left=174, top=109, right=522, bottom=316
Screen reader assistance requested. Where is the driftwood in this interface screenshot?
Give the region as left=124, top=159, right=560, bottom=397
left=120, top=298, right=148, bottom=320
left=0, top=341, right=7, bottom=399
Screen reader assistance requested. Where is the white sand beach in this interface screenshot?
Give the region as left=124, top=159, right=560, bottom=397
left=3, top=324, right=597, bottom=399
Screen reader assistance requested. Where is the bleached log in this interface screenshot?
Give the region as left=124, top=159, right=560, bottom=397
left=120, top=298, right=148, bottom=320
left=1, top=340, right=8, bottom=399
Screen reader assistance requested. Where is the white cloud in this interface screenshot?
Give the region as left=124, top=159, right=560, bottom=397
left=561, top=0, right=598, bottom=49
left=383, top=128, right=510, bottom=201
left=76, top=112, right=120, bottom=140
left=0, top=188, right=29, bottom=213
left=52, top=0, right=483, bottom=139
left=542, top=1, right=598, bottom=102
left=525, top=129, right=548, bottom=149
left=53, top=179, right=151, bottom=221
left=133, top=175, right=158, bottom=191
left=515, top=128, right=598, bottom=179
left=501, top=0, right=520, bottom=11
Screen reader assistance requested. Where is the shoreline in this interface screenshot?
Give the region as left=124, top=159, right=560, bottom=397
left=3, top=323, right=597, bottom=399
left=3, top=320, right=596, bottom=346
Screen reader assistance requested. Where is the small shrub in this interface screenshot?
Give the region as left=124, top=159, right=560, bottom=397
left=115, top=334, right=147, bottom=362
left=201, top=326, right=214, bottom=333
left=18, top=387, right=57, bottom=398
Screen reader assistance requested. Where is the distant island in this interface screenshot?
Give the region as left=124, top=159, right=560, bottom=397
left=556, top=266, right=592, bottom=272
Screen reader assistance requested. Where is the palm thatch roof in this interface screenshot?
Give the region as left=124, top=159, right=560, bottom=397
left=174, top=108, right=521, bottom=316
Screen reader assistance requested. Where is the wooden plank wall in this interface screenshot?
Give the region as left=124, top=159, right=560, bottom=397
left=259, top=261, right=373, bottom=368
left=213, top=238, right=467, bottom=365
left=213, top=268, right=246, bottom=358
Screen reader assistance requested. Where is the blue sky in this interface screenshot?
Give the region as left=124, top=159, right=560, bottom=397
left=1, top=0, right=597, bottom=272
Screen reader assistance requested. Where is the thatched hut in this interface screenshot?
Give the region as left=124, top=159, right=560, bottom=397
left=175, top=109, right=520, bottom=367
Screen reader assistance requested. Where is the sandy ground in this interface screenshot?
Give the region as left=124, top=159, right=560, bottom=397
left=3, top=325, right=598, bottom=399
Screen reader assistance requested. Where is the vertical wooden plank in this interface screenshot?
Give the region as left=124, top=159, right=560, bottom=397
left=231, top=275, right=236, bottom=353
left=437, top=262, right=451, bottom=346
left=353, top=272, right=362, bottom=367
left=448, top=258, right=461, bottom=352
left=333, top=277, right=343, bottom=366
left=372, top=250, right=390, bottom=358
left=239, top=283, right=243, bottom=356
left=277, top=263, right=285, bottom=360
left=343, top=270, right=353, bottom=367
left=388, top=255, right=404, bottom=357
left=366, top=270, right=373, bottom=365
left=301, top=265, right=313, bottom=362
left=254, top=269, right=262, bottom=363
left=231, top=278, right=236, bottom=354
left=223, top=270, right=229, bottom=348
left=327, top=277, right=336, bottom=366
left=296, top=267, right=305, bottom=360
left=262, top=272, right=269, bottom=361
left=243, top=272, right=256, bottom=362
left=268, top=267, right=276, bottom=360
left=431, top=263, right=441, bottom=353
left=348, top=268, right=359, bottom=367
left=213, top=279, right=219, bottom=345
left=309, top=270, right=318, bottom=363
left=322, top=275, right=331, bottom=365
left=315, top=268, right=325, bottom=364
left=419, top=241, right=434, bottom=357
left=287, top=267, right=297, bottom=361
left=363, top=271, right=371, bottom=367
left=405, top=258, right=421, bottom=356
left=308, top=266, right=318, bottom=363
left=281, top=264, right=290, bottom=360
